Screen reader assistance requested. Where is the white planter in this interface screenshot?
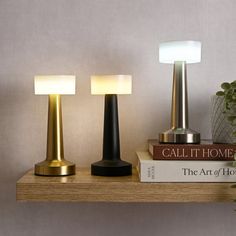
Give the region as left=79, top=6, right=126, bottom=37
left=211, top=95, right=236, bottom=143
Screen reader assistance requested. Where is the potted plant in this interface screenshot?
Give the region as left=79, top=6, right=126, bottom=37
left=211, top=81, right=236, bottom=143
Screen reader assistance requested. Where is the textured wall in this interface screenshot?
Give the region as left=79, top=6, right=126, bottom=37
left=1, top=0, right=236, bottom=235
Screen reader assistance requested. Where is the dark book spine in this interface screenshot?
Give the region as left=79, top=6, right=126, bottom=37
left=149, top=143, right=236, bottom=161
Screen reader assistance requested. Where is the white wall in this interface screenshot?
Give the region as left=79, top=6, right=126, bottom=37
left=1, top=0, right=236, bottom=235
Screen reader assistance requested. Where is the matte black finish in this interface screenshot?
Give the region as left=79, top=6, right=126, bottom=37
left=103, top=94, right=120, bottom=161
left=91, top=94, right=132, bottom=176
left=91, top=160, right=132, bottom=176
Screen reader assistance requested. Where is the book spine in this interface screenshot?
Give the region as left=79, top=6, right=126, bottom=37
left=149, top=143, right=236, bottom=161
left=137, top=152, right=236, bottom=182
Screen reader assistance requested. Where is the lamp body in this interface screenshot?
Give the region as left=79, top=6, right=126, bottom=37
left=103, top=94, right=120, bottom=161
left=91, top=94, right=132, bottom=176
left=35, top=94, right=75, bottom=176
left=159, top=62, right=200, bottom=143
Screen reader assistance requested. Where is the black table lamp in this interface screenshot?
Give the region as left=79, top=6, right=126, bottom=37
left=91, top=75, right=132, bottom=176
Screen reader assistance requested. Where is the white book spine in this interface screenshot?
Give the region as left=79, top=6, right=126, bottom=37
left=137, top=152, right=236, bottom=182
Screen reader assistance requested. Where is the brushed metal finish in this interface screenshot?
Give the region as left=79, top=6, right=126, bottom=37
left=159, top=61, right=200, bottom=144
left=159, top=128, right=200, bottom=144
left=35, top=94, right=75, bottom=176
left=171, top=61, right=188, bottom=129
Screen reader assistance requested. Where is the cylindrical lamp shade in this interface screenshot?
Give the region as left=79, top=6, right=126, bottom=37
left=159, top=41, right=201, bottom=64
left=91, top=75, right=132, bottom=95
left=34, top=75, right=76, bottom=94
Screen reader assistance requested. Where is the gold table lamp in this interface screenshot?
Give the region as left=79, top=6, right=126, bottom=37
left=34, top=75, right=76, bottom=176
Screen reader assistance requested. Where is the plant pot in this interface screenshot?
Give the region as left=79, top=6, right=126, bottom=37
left=211, top=95, right=236, bottom=144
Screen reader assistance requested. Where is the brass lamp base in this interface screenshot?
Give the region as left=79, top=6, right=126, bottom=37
left=159, top=128, right=200, bottom=144
left=35, top=160, right=75, bottom=176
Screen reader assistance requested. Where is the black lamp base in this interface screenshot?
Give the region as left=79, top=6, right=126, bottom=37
left=91, top=160, right=132, bottom=176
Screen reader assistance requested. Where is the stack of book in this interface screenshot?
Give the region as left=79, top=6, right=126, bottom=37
left=137, top=139, right=236, bottom=182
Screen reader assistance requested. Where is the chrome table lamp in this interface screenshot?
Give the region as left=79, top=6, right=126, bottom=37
left=159, top=41, right=202, bottom=144
left=34, top=75, right=76, bottom=176
left=91, top=75, right=132, bottom=176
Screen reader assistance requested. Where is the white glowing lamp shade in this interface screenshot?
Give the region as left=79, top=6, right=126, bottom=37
left=91, top=75, right=132, bottom=95
left=34, top=75, right=76, bottom=94
left=159, top=41, right=201, bottom=64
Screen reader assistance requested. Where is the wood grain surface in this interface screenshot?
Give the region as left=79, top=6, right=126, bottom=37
left=16, top=168, right=236, bottom=202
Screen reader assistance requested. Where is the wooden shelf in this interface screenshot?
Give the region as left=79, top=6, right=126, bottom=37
left=16, top=168, right=236, bottom=202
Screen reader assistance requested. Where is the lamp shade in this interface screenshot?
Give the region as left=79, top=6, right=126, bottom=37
left=91, top=75, right=132, bottom=95
left=34, top=75, right=76, bottom=94
left=159, top=41, right=201, bottom=64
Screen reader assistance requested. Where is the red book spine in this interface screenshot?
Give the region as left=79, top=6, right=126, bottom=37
left=148, top=140, right=236, bottom=161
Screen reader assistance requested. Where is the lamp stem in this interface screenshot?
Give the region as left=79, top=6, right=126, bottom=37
left=91, top=94, right=131, bottom=176
left=34, top=94, right=75, bottom=176
left=46, top=94, right=64, bottom=161
left=103, top=94, right=120, bottom=161
left=171, top=61, right=189, bottom=129
left=159, top=61, right=200, bottom=143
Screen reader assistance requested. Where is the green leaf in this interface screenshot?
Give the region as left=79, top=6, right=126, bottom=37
left=216, top=91, right=224, bottom=96
left=226, top=93, right=233, bottom=101
left=232, top=131, right=236, bottom=137
left=225, top=102, right=230, bottom=110
left=221, top=82, right=231, bottom=90
left=231, top=81, right=236, bottom=88
left=227, top=116, right=236, bottom=122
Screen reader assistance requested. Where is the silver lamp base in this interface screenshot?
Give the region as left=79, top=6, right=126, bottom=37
left=159, top=128, right=200, bottom=144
